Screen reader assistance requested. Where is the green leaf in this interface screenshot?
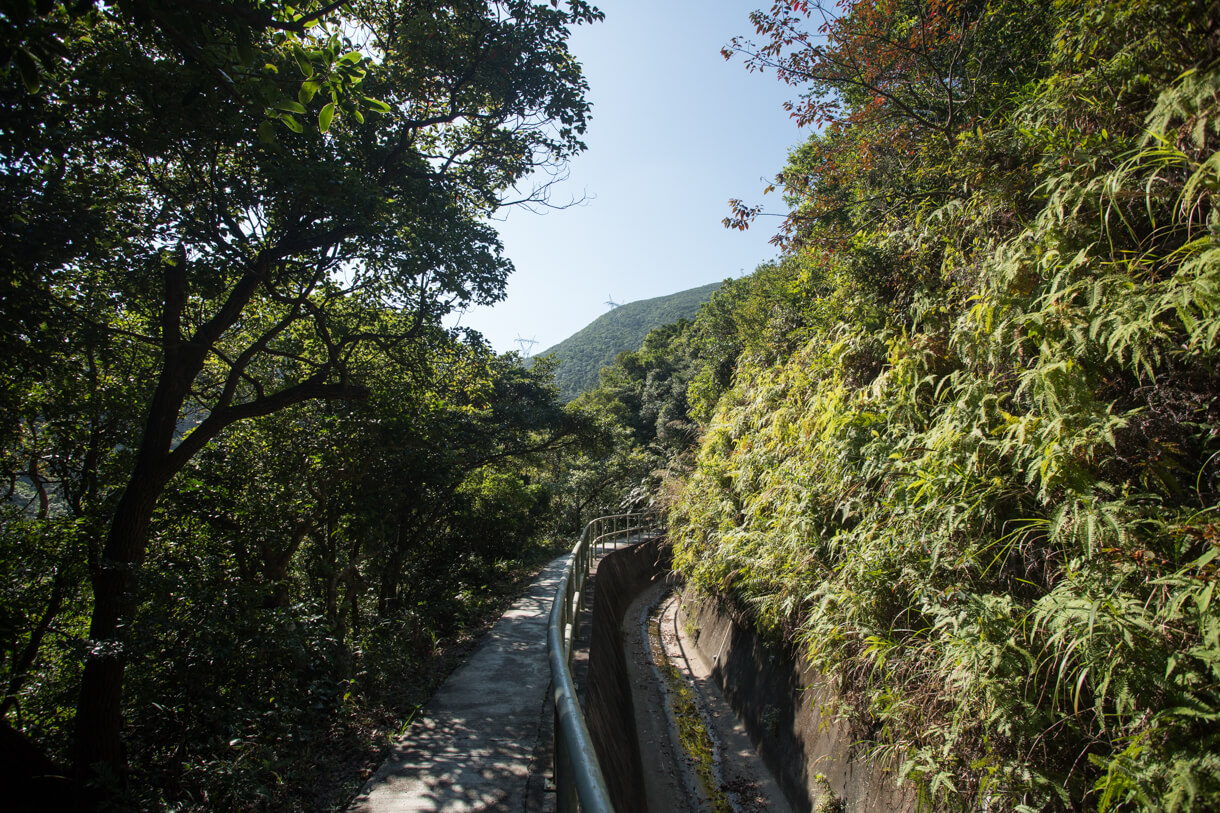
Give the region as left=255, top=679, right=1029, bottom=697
left=274, top=99, right=308, bottom=115
left=258, top=120, right=276, bottom=144
left=318, top=102, right=335, bottom=133
left=1198, top=583, right=1215, bottom=615
left=363, top=97, right=392, bottom=114
left=15, top=48, right=40, bottom=94
left=279, top=113, right=303, bottom=133
left=298, top=81, right=318, bottom=104
left=292, top=44, right=314, bottom=78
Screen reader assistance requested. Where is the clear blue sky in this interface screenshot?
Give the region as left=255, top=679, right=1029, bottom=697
left=451, top=0, right=805, bottom=354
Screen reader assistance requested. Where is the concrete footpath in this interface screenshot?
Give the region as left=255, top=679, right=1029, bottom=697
left=348, top=554, right=569, bottom=813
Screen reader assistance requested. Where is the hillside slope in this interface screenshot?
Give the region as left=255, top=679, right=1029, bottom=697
left=576, top=1, right=1220, bottom=808
left=537, top=281, right=722, bottom=400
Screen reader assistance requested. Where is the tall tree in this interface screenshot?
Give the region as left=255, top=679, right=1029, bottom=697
left=1, top=0, right=600, bottom=788
left=722, top=0, right=1051, bottom=245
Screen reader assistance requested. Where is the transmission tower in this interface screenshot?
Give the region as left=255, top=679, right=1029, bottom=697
left=604, top=295, right=621, bottom=309
left=514, top=335, right=539, bottom=357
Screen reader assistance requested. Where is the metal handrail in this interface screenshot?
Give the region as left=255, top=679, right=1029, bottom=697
left=547, top=511, right=660, bottom=813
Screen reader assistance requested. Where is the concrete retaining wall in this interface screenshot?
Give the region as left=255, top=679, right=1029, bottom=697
left=680, top=589, right=917, bottom=813
left=583, top=539, right=671, bottom=813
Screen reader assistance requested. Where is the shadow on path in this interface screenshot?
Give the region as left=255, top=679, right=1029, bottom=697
left=348, top=554, right=569, bottom=813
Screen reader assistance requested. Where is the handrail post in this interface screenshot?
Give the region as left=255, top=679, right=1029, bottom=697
left=549, top=513, right=659, bottom=813
left=555, top=716, right=577, bottom=813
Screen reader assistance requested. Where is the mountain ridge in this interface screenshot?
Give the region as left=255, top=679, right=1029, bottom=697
left=535, top=280, right=723, bottom=401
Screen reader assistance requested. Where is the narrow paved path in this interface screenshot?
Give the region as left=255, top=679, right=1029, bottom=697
left=348, top=554, right=568, bottom=813
left=349, top=537, right=788, bottom=813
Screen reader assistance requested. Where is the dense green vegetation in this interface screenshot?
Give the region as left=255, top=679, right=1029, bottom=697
left=0, top=1, right=604, bottom=808
left=585, top=0, right=1220, bottom=809
left=536, top=280, right=722, bottom=401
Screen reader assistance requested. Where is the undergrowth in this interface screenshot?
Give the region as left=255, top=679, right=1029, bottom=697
left=670, top=2, right=1220, bottom=809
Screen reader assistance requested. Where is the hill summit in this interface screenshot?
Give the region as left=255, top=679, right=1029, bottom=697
left=537, top=281, right=722, bottom=400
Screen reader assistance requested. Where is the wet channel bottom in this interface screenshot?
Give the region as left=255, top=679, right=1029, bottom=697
left=624, top=582, right=792, bottom=813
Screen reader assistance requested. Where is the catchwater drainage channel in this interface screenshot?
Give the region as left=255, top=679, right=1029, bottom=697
left=352, top=533, right=791, bottom=813
left=622, top=581, right=791, bottom=813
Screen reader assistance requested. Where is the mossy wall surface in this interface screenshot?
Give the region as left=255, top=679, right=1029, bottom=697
left=583, top=539, right=671, bottom=812
left=681, top=588, right=917, bottom=813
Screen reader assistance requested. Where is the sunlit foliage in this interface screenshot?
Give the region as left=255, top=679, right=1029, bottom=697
left=669, top=0, right=1220, bottom=808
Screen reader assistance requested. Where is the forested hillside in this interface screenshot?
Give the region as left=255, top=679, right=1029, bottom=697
left=536, top=280, right=722, bottom=400
left=583, top=0, right=1220, bottom=809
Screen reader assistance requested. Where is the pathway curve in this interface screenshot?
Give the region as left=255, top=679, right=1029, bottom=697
left=657, top=590, right=791, bottom=812
left=349, top=539, right=788, bottom=813
left=348, top=553, right=568, bottom=813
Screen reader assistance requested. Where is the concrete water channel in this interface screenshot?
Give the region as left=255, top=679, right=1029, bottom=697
left=621, top=581, right=790, bottom=813
left=349, top=534, right=792, bottom=812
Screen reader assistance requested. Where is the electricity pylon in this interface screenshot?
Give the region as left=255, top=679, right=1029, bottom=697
left=514, top=335, right=539, bottom=356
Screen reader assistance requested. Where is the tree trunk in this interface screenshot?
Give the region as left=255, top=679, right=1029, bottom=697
left=377, top=525, right=404, bottom=616
left=73, top=470, right=165, bottom=786
left=72, top=325, right=196, bottom=786
left=2, top=560, right=73, bottom=717
left=1, top=718, right=83, bottom=811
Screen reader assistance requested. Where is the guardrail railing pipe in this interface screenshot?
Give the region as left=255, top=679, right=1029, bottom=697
left=547, top=511, right=658, bottom=813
